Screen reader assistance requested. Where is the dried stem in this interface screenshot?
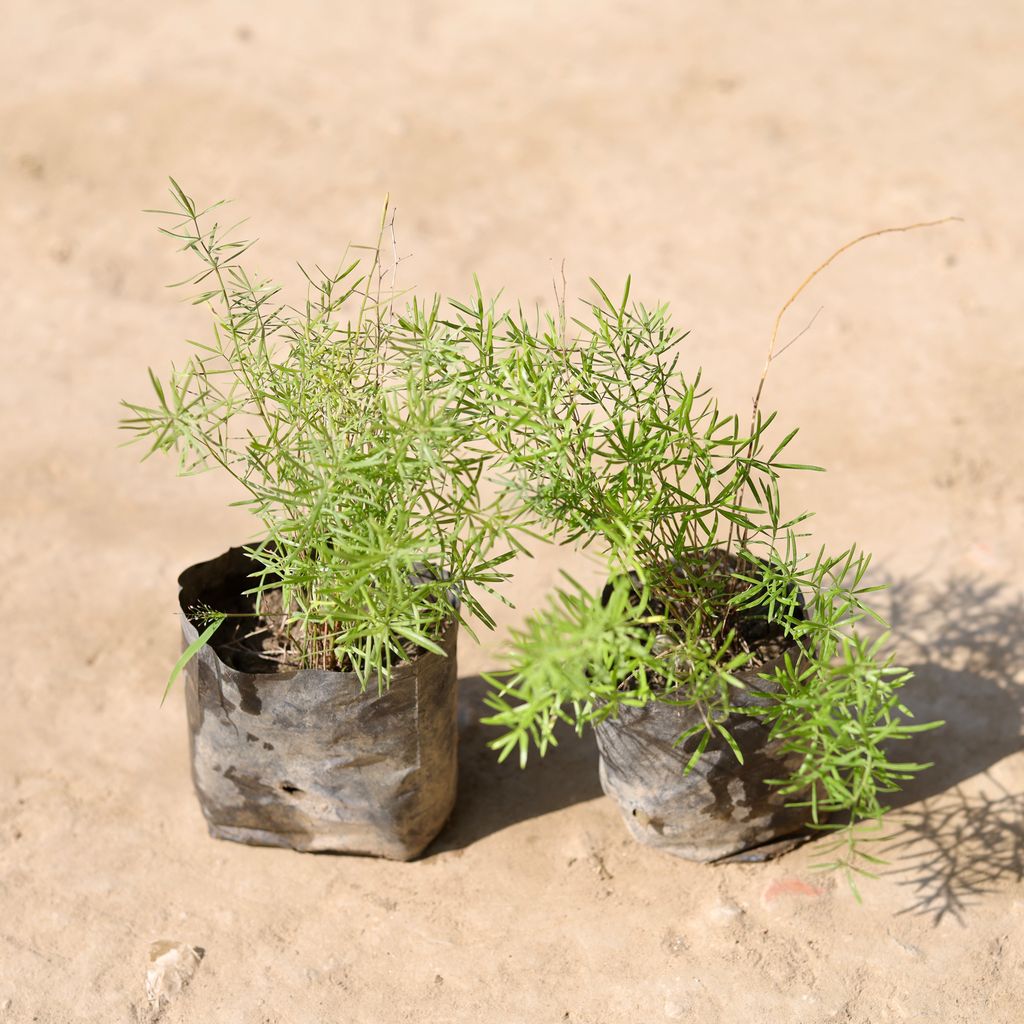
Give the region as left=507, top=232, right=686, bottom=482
left=730, top=216, right=963, bottom=552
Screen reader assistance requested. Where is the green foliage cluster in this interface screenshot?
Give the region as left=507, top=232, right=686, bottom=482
left=124, top=185, right=941, bottom=884
left=122, top=182, right=521, bottom=686
left=439, top=281, right=941, bottom=882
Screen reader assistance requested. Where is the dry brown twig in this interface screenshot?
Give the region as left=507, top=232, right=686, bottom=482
left=730, top=215, right=964, bottom=552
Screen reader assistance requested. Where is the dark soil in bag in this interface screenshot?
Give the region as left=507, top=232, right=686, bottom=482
left=177, top=546, right=458, bottom=860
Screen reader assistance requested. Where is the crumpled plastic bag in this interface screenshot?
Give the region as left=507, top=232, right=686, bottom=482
left=595, top=643, right=813, bottom=862
left=178, top=546, right=459, bottom=861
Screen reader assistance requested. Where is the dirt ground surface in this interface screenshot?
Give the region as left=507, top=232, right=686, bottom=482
left=2, top=2, right=1023, bottom=1021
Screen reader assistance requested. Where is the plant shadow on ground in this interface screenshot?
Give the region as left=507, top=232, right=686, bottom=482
left=873, top=574, right=1024, bottom=924
left=425, top=576, right=1024, bottom=916
left=425, top=675, right=604, bottom=854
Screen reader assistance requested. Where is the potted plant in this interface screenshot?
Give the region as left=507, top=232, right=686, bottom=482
left=450, top=267, right=943, bottom=885
left=121, top=182, right=521, bottom=859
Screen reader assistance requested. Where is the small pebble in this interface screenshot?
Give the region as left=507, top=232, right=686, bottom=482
left=664, top=998, right=689, bottom=1020
left=146, top=940, right=204, bottom=1008
left=707, top=900, right=744, bottom=924
left=762, top=878, right=823, bottom=903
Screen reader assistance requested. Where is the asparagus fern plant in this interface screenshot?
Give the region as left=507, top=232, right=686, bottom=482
left=121, top=181, right=523, bottom=689
left=441, top=273, right=942, bottom=882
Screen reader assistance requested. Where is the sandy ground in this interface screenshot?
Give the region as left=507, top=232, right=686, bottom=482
left=2, top=1, right=1023, bottom=1021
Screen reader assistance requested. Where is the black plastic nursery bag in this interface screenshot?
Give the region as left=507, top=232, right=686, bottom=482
left=178, top=547, right=459, bottom=860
